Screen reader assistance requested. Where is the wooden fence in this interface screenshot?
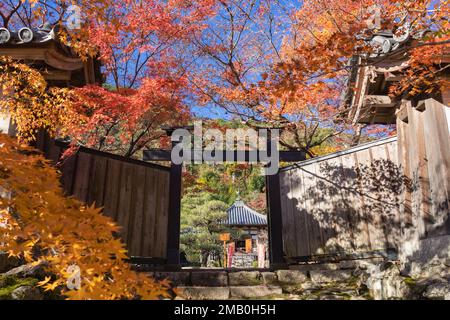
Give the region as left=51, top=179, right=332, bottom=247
left=35, top=135, right=171, bottom=261
left=279, top=98, right=450, bottom=262
left=396, top=99, right=450, bottom=240
left=279, top=137, right=401, bottom=261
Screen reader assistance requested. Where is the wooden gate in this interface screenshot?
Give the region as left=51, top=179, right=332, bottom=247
left=36, top=135, right=170, bottom=262
left=279, top=137, right=401, bottom=261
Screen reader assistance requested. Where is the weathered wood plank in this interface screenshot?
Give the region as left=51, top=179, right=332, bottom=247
left=309, top=162, right=327, bottom=253
left=116, top=162, right=134, bottom=244
left=397, top=111, right=413, bottom=232
left=72, top=152, right=93, bottom=203
left=334, top=156, right=357, bottom=252
left=287, top=169, right=304, bottom=257
left=87, top=156, right=108, bottom=207
left=415, top=108, right=431, bottom=235
left=300, top=164, right=323, bottom=255
left=102, top=159, right=122, bottom=220
left=142, top=168, right=157, bottom=257
left=406, top=106, right=427, bottom=238
left=154, top=170, right=170, bottom=258
left=60, top=153, right=78, bottom=196
left=423, top=100, right=450, bottom=236
left=355, top=149, right=387, bottom=250
left=295, top=168, right=311, bottom=257
left=126, top=165, right=142, bottom=256
left=342, top=152, right=372, bottom=252
left=319, top=155, right=353, bottom=253
left=279, top=170, right=296, bottom=256
left=380, top=142, right=402, bottom=248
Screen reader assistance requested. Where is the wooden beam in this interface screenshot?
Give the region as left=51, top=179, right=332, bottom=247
left=396, top=102, right=409, bottom=123
left=363, top=95, right=396, bottom=108
left=385, top=75, right=404, bottom=82
left=265, top=137, right=287, bottom=269
left=128, top=257, right=167, bottom=266
left=143, top=149, right=306, bottom=163
left=144, top=149, right=172, bottom=161
left=266, top=172, right=286, bottom=269
left=0, top=46, right=84, bottom=71
left=54, top=140, right=170, bottom=172
left=0, top=47, right=47, bottom=60
left=279, top=151, right=307, bottom=162
left=42, top=69, right=72, bottom=81
left=44, top=48, right=84, bottom=71
left=359, top=115, right=397, bottom=124
left=164, top=139, right=183, bottom=270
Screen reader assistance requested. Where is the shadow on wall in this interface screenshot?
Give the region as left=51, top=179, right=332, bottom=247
left=282, top=158, right=413, bottom=259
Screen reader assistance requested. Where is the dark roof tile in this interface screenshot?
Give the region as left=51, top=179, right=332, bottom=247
left=223, top=200, right=267, bottom=226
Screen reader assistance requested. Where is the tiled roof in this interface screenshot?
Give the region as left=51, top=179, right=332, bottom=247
left=0, top=23, right=56, bottom=45
left=223, top=200, right=267, bottom=226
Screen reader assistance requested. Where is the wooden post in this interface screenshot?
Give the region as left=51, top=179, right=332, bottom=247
left=223, top=241, right=227, bottom=268
left=165, top=137, right=183, bottom=270
left=265, top=133, right=287, bottom=269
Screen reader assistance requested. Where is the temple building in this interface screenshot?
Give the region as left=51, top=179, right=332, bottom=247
left=0, top=23, right=102, bottom=135
left=340, top=25, right=450, bottom=272
left=341, top=27, right=449, bottom=124
left=223, top=199, right=268, bottom=268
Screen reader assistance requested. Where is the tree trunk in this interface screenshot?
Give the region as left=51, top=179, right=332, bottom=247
left=351, top=124, right=364, bottom=147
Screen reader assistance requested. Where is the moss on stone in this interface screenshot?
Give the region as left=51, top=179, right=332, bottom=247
left=248, top=293, right=298, bottom=300
left=403, top=277, right=416, bottom=287
left=280, top=284, right=304, bottom=295
left=0, top=276, right=39, bottom=300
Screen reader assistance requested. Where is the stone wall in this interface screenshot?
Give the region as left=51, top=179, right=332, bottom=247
left=400, top=234, right=450, bottom=278
left=149, top=263, right=372, bottom=300
left=361, top=234, right=450, bottom=300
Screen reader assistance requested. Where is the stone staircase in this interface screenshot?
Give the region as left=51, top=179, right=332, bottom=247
left=147, top=260, right=378, bottom=300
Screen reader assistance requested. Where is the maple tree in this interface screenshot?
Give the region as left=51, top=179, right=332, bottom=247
left=1, top=0, right=448, bottom=156
left=269, top=0, right=449, bottom=139
left=0, top=55, right=191, bottom=157
left=74, top=0, right=216, bottom=156
left=0, top=0, right=217, bottom=156
left=67, top=80, right=190, bottom=157
left=0, top=56, right=75, bottom=143
left=181, top=0, right=353, bottom=155
left=186, top=0, right=449, bottom=154
left=0, top=134, right=171, bottom=299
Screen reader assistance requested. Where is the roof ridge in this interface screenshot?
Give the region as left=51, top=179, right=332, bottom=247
left=241, top=203, right=266, bottom=219
left=225, top=201, right=267, bottom=226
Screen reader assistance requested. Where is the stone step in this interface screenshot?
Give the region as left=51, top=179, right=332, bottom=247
left=148, top=269, right=358, bottom=288
left=288, top=257, right=384, bottom=272
left=309, top=270, right=354, bottom=284
left=146, top=269, right=371, bottom=300
left=176, top=285, right=284, bottom=300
